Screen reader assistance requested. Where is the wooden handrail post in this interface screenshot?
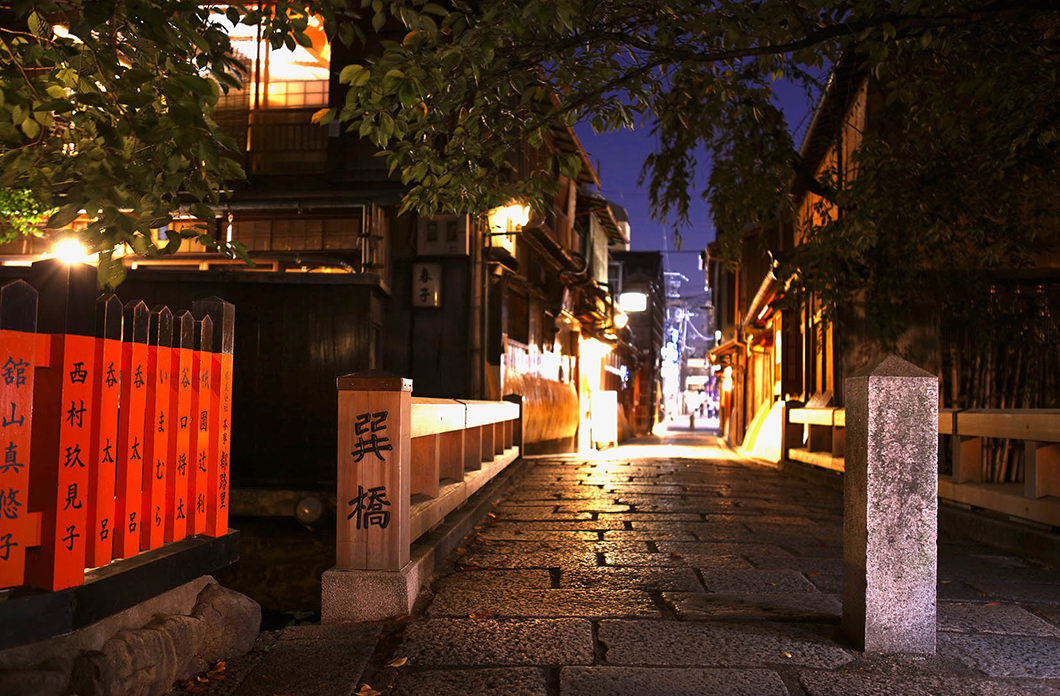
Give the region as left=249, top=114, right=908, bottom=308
left=335, top=370, right=411, bottom=571
left=323, top=370, right=416, bottom=624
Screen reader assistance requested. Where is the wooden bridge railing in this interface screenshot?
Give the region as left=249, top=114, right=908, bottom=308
left=334, top=372, right=520, bottom=572
left=0, top=260, right=234, bottom=592
left=783, top=404, right=1060, bottom=528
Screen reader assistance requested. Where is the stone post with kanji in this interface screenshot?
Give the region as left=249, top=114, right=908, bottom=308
left=323, top=370, right=412, bottom=623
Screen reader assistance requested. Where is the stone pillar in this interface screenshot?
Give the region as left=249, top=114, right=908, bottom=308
left=842, top=354, right=938, bottom=654
left=322, top=370, right=414, bottom=623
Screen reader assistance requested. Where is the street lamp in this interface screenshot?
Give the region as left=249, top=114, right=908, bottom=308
left=50, top=238, right=92, bottom=265
left=618, top=291, right=647, bottom=313
left=486, top=203, right=530, bottom=256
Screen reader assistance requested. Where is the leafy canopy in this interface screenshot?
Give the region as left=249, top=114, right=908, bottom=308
left=335, top=0, right=1059, bottom=335
left=0, top=0, right=349, bottom=286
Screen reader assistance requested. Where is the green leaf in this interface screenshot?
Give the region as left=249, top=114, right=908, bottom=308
left=47, top=202, right=83, bottom=229
left=189, top=202, right=215, bottom=222
left=339, top=64, right=365, bottom=84
left=20, top=119, right=40, bottom=140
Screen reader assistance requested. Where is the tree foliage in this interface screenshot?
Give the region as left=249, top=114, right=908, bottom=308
left=0, top=0, right=349, bottom=286
left=335, top=0, right=1060, bottom=338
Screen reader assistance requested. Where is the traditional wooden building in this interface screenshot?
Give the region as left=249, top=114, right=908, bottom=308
left=0, top=16, right=629, bottom=497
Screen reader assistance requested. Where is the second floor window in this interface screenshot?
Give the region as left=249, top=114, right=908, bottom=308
left=215, top=8, right=330, bottom=110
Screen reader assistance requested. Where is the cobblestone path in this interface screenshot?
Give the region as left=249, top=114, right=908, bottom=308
left=385, top=433, right=1060, bottom=696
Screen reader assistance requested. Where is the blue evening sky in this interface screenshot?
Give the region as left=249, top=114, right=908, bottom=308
left=574, top=78, right=819, bottom=287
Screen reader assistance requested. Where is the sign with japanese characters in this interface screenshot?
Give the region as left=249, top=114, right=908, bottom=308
left=336, top=373, right=410, bottom=572
left=411, top=262, right=441, bottom=308
left=87, top=294, right=122, bottom=568
left=114, top=301, right=149, bottom=560
left=141, top=307, right=173, bottom=551
left=0, top=325, right=35, bottom=588
left=166, top=312, right=195, bottom=543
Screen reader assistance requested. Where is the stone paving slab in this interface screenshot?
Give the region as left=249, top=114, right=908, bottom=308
left=427, top=587, right=659, bottom=618
left=657, top=541, right=796, bottom=566
left=664, top=591, right=841, bottom=622
left=938, top=632, right=1060, bottom=678
left=392, top=667, right=548, bottom=696
left=699, top=568, right=819, bottom=594
left=597, top=511, right=707, bottom=521
left=493, top=507, right=594, bottom=521
left=554, top=502, right=632, bottom=513
left=477, top=529, right=602, bottom=542
left=598, top=619, right=855, bottom=669
left=798, top=656, right=1060, bottom=696
left=463, top=539, right=646, bottom=555
left=400, top=618, right=594, bottom=666
left=601, top=529, right=698, bottom=541
left=937, top=579, right=992, bottom=602
left=434, top=569, right=552, bottom=590
left=963, top=579, right=1060, bottom=605
left=807, top=572, right=842, bottom=594
left=231, top=623, right=380, bottom=696
left=560, top=666, right=789, bottom=696
left=938, top=602, right=1060, bottom=637
left=460, top=550, right=599, bottom=569
left=939, top=553, right=1060, bottom=585
left=753, top=556, right=844, bottom=575
left=601, top=549, right=692, bottom=567
left=560, top=566, right=704, bottom=592
left=482, top=519, right=627, bottom=531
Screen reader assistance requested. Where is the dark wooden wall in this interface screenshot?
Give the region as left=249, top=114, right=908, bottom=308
left=115, top=269, right=386, bottom=490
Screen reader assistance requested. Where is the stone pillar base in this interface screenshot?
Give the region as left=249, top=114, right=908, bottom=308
left=321, top=562, right=422, bottom=624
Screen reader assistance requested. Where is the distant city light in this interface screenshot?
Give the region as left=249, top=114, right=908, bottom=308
left=618, top=292, right=647, bottom=312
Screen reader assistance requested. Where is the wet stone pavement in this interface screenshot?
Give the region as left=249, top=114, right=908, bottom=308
left=380, top=434, right=1060, bottom=696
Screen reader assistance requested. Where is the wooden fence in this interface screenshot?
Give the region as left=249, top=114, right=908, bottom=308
left=783, top=403, right=1060, bottom=528
left=0, top=260, right=234, bottom=592
left=335, top=372, right=520, bottom=572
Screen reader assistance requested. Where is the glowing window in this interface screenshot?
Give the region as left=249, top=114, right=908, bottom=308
left=214, top=7, right=330, bottom=109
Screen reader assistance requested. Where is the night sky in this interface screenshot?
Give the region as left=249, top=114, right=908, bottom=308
left=574, top=78, right=819, bottom=288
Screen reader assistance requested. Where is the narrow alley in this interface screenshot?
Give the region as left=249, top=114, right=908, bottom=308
left=225, top=429, right=1060, bottom=696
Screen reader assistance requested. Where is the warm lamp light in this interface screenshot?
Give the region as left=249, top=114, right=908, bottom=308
left=486, top=202, right=530, bottom=256
left=51, top=238, right=92, bottom=265
left=613, top=311, right=629, bottom=329
left=487, top=203, right=531, bottom=234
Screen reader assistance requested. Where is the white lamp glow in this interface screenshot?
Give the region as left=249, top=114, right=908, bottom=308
left=618, top=292, right=647, bottom=313
left=52, top=239, right=91, bottom=265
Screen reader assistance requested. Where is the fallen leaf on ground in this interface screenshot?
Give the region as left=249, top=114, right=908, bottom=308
left=357, top=685, right=380, bottom=696
left=387, top=656, right=408, bottom=667
left=470, top=613, right=490, bottom=619
left=780, top=652, right=793, bottom=659
left=669, top=552, right=683, bottom=559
